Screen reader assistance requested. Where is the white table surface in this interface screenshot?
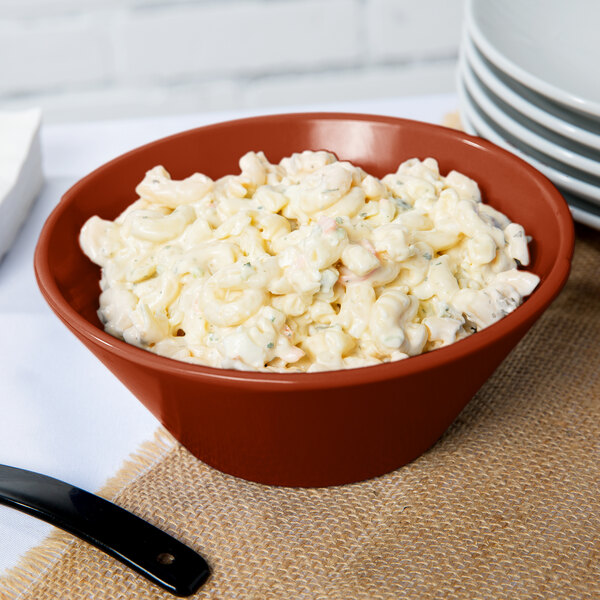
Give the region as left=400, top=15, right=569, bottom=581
left=0, top=92, right=456, bottom=577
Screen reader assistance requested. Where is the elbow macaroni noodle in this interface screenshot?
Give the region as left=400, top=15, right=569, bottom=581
left=80, top=151, right=540, bottom=372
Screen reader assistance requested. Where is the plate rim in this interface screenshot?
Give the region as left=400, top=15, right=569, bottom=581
left=458, top=98, right=600, bottom=231
left=457, top=74, right=600, bottom=206
left=462, top=32, right=600, bottom=150
left=466, top=0, right=600, bottom=119
left=459, top=52, right=600, bottom=178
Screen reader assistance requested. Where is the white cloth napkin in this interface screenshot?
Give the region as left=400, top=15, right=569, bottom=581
left=0, top=108, right=44, bottom=263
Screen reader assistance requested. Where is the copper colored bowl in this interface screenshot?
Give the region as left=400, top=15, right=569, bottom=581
left=34, top=113, right=574, bottom=487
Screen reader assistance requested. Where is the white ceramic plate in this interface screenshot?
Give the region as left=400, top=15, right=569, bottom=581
left=462, top=33, right=600, bottom=150
left=457, top=75, right=600, bottom=212
left=459, top=104, right=600, bottom=231
left=466, top=0, right=600, bottom=119
left=460, top=54, right=600, bottom=178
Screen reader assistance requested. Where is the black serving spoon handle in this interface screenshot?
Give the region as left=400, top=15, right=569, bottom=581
left=0, top=464, right=210, bottom=596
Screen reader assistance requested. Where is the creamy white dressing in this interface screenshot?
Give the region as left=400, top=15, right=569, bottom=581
left=80, top=151, right=540, bottom=372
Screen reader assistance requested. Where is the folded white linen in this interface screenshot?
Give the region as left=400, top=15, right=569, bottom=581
left=0, top=108, right=43, bottom=263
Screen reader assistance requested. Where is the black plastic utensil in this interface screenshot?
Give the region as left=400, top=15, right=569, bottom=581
left=0, top=464, right=210, bottom=596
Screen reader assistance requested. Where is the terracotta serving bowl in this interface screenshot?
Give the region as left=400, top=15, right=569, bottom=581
left=34, top=113, right=574, bottom=487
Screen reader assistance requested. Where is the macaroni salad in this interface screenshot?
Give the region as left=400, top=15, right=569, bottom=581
left=80, top=151, right=540, bottom=372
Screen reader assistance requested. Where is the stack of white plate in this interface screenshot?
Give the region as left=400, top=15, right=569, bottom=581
left=458, top=0, right=600, bottom=230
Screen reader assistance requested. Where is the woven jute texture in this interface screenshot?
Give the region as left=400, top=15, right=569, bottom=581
left=2, top=224, right=599, bottom=600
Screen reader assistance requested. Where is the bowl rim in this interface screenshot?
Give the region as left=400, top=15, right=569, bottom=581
left=34, top=111, right=575, bottom=391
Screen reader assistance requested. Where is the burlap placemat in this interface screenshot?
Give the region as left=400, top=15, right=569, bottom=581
left=2, top=223, right=599, bottom=600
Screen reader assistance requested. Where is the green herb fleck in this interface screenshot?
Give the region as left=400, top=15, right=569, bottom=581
left=244, top=262, right=251, bottom=267
left=335, top=216, right=344, bottom=225
left=394, top=198, right=411, bottom=210
left=266, top=342, right=274, bottom=349
left=423, top=252, right=432, bottom=260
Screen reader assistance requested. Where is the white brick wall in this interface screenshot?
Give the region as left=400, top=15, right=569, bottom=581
left=115, top=1, right=362, bottom=82
left=0, top=15, right=111, bottom=94
left=367, top=0, right=464, bottom=62
left=243, top=62, right=458, bottom=108
left=0, top=0, right=465, bottom=123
